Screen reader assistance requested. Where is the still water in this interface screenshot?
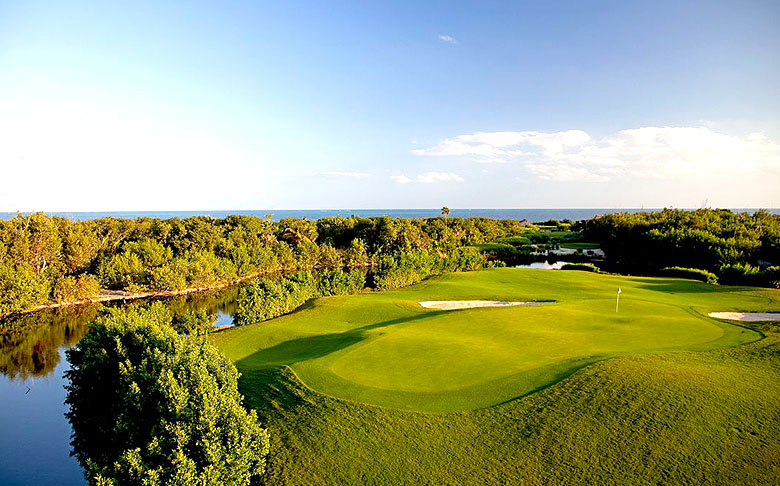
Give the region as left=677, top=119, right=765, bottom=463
left=516, top=261, right=573, bottom=269
left=0, top=288, right=240, bottom=486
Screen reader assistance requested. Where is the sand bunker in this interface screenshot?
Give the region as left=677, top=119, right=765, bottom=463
left=708, top=312, right=780, bottom=322
left=419, top=300, right=554, bottom=310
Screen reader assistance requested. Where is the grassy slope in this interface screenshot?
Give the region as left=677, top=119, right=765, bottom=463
left=244, top=332, right=780, bottom=485
left=211, top=269, right=780, bottom=484
left=214, top=269, right=768, bottom=413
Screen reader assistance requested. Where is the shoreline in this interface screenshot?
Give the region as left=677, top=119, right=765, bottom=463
left=4, top=263, right=374, bottom=320
left=11, top=271, right=266, bottom=318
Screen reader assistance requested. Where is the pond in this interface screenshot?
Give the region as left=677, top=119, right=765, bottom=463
left=0, top=286, right=242, bottom=486
left=515, top=260, right=573, bottom=269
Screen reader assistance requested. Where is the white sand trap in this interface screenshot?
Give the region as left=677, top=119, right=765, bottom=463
left=419, top=300, right=554, bottom=310
left=708, top=312, right=780, bottom=322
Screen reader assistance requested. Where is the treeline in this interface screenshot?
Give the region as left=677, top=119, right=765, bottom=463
left=583, top=209, right=780, bottom=287
left=0, top=212, right=528, bottom=317
left=235, top=270, right=365, bottom=326
left=234, top=247, right=496, bottom=327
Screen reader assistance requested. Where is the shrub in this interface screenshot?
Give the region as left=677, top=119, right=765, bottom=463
left=343, top=239, right=369, bottom=267
left=149, top=259, right=189, bottom=291
left=65, top=304, right=269, bottom=485
left=235, top=272, right=318, bottom=325
left=719, top=262, right=761, bottom=286
left=317, top=244, right=342, bottom=268
left=53, top=275, right=101, bottom=302
left=318, top=269, right=366, bottom=296
left=560, top=263, right=600, bottom=273
left=660, top=267, right=718, bottom=284
left=0, top=263, right=48, bottom=316
left=720, top=263, right=780, bottom=287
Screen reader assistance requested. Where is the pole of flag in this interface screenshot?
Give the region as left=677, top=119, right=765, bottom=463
left=616, top=288, right=621, bottom=313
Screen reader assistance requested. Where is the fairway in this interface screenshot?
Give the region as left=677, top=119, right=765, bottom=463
left=213, top=268, right=770, bottom=413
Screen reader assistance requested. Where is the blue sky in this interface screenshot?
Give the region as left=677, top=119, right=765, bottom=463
left=1, top=0, right=778, bottom=210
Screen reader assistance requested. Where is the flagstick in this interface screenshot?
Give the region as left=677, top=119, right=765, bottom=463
left=616, top=288, right=621, bottom=313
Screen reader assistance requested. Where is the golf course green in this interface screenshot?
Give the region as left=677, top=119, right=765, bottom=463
left=213, top=268, right=771, bottom=413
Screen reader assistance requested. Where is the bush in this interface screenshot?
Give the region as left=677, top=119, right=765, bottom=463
left=149, top=259, right=189, bottom=291
left=660, top=267, right=718, bottom=285
left=65, top=304, right=269, bottom=485
left=719, top=262, right=761, bottom=286
left=172, top=309, right=217, bottom=336
left=0, top=263, right=48, bottom=316
left=373, top=251, right=435, bottom=291
left=53, top=275, right=101, bottom=302
left=560, top=263, right=600, bottom=273
left=235, top=272, right=318, bottom=325
left=720, top=263, right=780, bottom=287
left=318, top=269, right=366, bottom=296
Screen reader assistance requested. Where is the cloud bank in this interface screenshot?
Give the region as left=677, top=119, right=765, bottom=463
left=413, top=127, right=780, bottom=182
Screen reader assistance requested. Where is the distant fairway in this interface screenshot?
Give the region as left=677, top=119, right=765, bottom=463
left=213, top=268, right=768, bottom=413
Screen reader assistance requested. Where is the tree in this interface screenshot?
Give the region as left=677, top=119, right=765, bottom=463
left=343, top=238, right=369, bottom=267
left=441, top=206, right=450, bottom=218
left=65, top=304, right=269, bottom=486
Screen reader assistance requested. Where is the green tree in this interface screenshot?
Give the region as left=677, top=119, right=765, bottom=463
left=65, top=304, right=269, bottom=486
left=441, top=206, right=450, bottom=218
left=344, top=238, right=369, bottom=267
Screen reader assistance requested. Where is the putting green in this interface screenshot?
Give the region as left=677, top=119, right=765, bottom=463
left=212, top=268, right=772, bottom=413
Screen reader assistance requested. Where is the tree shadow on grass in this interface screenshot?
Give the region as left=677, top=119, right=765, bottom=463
left=236, top=310, right=446, bottom=369
left=630, top=278, right=758, bottom=294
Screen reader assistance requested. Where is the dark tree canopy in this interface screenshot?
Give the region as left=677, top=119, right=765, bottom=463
left=65, top=303, right=269, bottom=486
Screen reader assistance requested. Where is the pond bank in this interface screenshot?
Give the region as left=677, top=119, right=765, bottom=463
left=4, top=264, right=373, bottom=320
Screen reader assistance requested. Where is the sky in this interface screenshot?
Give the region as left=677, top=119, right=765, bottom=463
left=0, top=0, right=778, bottom=211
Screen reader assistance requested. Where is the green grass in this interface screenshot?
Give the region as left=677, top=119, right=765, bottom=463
left=211, top=269, right=780, bottom=484
left=213, top=269, right=768, bottom=413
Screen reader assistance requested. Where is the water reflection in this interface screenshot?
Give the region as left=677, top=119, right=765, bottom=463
left=516, top=261, right=573, bottom=270
left=0, top=305, right=99, bottom=380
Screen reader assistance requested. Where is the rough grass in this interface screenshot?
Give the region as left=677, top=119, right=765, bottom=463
left=210, top=269, right=780, bottom=485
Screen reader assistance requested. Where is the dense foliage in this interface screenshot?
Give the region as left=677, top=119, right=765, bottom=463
left=0, top=213, right=529, bottom=317
left=235, top=272, right=319, bottom=326
left=660, top=266, right=719, bottom=284
left=583, top=208, right=780, bottom=286
left=235, top=269, right=368, bottom=326
left=65, top=304, right=269, bottom=486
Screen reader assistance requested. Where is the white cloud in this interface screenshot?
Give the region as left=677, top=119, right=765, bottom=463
left=413, top=126, right=780, bottom=182
left=437, top=34, right=458, bottom=44
left=392, top=171, right=464, bottom=184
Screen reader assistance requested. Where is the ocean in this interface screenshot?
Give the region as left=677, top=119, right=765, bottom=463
left=1, top=208, right=778, bottom=222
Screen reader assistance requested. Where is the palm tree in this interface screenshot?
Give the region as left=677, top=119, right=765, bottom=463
left=441, top=206, right=450, bottom=218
